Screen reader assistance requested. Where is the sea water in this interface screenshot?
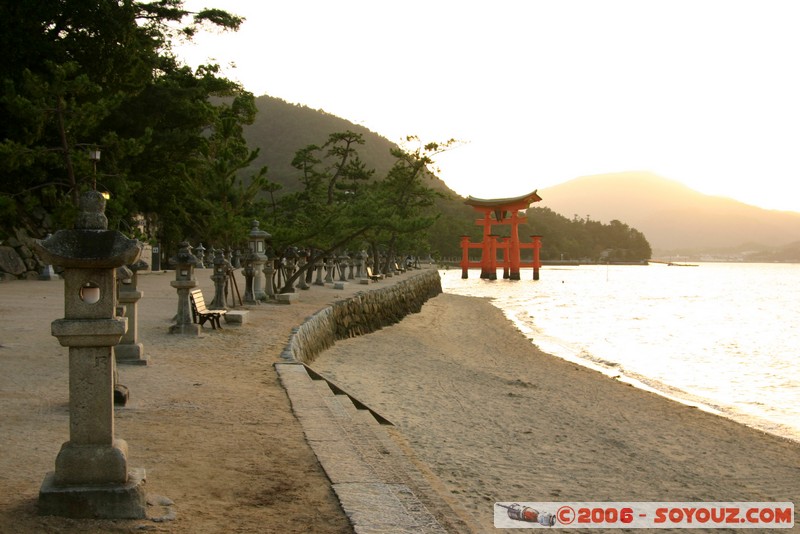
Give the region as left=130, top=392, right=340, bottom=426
left=439, top=263, right=800, bottom=443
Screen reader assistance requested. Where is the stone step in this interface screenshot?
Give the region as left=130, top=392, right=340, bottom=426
left=275, top=362, right=459, bottom=533
left=303, top=364, right=394, bottom=426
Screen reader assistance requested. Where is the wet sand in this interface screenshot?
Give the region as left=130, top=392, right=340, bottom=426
left=312, top=292, right=800, bottom=532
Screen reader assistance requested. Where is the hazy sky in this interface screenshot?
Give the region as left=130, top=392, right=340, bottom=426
left=175, top=0, right=800, bottom=213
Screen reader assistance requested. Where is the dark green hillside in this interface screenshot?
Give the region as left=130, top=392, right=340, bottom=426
left=243, top=95, right=457, bottom=196
left=238, top=96, right=653, bottom=261
left=244, top=96, right=396, bottom=194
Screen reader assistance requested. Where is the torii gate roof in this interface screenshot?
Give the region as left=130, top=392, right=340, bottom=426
left=464, top=189, right=542, bottom=210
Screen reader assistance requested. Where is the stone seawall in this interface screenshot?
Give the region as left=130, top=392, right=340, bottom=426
left=281, top=269, right=442, bottom=364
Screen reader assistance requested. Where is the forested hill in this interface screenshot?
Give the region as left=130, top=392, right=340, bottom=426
left=243, top=95, right=453, bottom=195
left=0, top=3, right=651, bottom=283
left=240, top=96, right=652, bottom=261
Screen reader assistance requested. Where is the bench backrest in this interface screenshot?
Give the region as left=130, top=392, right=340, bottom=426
left=365, top=266, right=383, bottom=280
left=190, top=289, right=209, bottom=313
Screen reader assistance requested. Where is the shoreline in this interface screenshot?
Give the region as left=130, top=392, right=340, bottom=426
left=502, top=306, right=800, bottom=446
left=2, top=269, right=797, bottom=532
left=312, top=292, right=800, bottom=532
left=442, top=265, right=800, bottom=447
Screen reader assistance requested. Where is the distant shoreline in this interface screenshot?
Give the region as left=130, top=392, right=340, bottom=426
left=438, top=259, right=800, bottom=269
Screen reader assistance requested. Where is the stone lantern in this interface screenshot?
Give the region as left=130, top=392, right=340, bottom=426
left=347, top=251, right=356, bottom=280
left=324, top=254, right=335, bottom=284
left=313, top=253, right=325, bottom=286
left=115, top=258, right=149, bottom=366
left=296, top=248, right=310, bottom=290
left=209, top=248, right=229, bottom=309
left=247, top=220, right=269, bottom=301
left=282, top=246, right=298, bottom=293
left=242, top=251, right=258, bottom=305
left=169, top=241, right=200, bottom=336
left=262, top=248, right=276, bottom=300
left=34, top=190, right=146, bottom=519
left=194, top=243, right=206, bottom=268
left=38, top=233, right=61, bottom=280
left=356, top=249, right=368, bottom=281
left=336, top=252, right=348, bottom=282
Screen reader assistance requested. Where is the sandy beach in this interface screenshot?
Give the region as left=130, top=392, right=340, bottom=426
left=0, top=270, right=362, bottom=534
left=2, top=269, right=799, bottom=533
left=312, top=292, right=800, bottom=532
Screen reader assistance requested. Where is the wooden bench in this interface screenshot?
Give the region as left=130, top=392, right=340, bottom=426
left=365, top=267, right=383, bottom=281
left=189, top=289, right=226, bottom=329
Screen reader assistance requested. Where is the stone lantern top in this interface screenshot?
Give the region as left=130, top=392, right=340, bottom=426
left=212, top=248, right=229, bottom=271
left=35, top=191, right=141, bottom=269
left=129, top=259, right=150, bottom=272
left=248, top=220, right=270, bottom=261
left=170, top=241, right=198, bottom=267
left=117, top=265, right=134, bottom=284
left=249, top=220, right=270, bottom=240
left=76, top=191, right=109, bottom=230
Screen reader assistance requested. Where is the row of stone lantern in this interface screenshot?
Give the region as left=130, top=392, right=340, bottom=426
left=167, top=219, right=416, bottom=316
left=31, top=197, right=415, bottom=520
left=192, top=243, right=243, bottom=270
left=163, top=220, right=273, bottom=313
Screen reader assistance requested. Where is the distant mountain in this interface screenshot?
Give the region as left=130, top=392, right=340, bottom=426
left=538, top=172, right=800, bottom=253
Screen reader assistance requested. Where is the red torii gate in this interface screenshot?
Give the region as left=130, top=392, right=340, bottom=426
left=460, top=190, right=543, bottom=280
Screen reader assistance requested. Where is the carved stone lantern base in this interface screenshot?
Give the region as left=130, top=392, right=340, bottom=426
left=169, top=322, right=201, bottom=336
left=115, top=343, right=148, bottom=365
left=39, top=467, right=147, bottom=519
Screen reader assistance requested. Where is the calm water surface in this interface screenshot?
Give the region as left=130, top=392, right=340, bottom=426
left=439, top=263, right=800, bottom=442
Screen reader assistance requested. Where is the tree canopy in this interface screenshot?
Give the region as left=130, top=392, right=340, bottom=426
left=1, top=1, right=652, bottom=266
left=0, top=0, right=266, bottom=251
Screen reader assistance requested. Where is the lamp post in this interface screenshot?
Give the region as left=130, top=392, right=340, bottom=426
left=88, top=148, right=101, bottom=191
